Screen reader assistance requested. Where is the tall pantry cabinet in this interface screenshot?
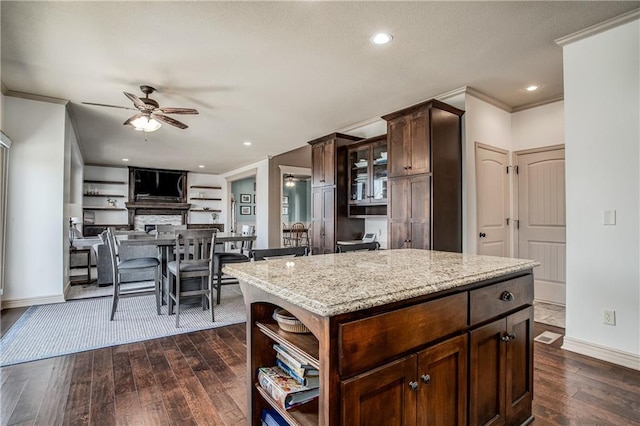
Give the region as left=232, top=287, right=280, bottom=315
left=308, top=133, right=364, bottom=254
left=382, top=100, right=464, bottom=252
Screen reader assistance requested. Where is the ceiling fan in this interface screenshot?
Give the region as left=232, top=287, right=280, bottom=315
left=82, top=85, right=199, bottom=132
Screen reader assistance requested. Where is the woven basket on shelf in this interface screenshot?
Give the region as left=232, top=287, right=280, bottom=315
left=273, top=308, right=311, bottom=334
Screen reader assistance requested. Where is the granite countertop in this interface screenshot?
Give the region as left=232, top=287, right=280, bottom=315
left=224, top=249, right=539, bottom=317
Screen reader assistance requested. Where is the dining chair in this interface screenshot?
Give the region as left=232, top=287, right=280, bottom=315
left=249, top=246, right=309, bottom=261
left=336, top=241, right=380, bottom=253
left=290, top=222, right=307, bottom=247
left=155, top=224, right=187, bottom=237
left=105, top=227, right=161, bottom=321
left=166, top=229, right=216, bottom=327
left=211, top=230, right=250, bottom=304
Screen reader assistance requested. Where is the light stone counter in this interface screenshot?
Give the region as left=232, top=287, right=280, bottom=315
left=224, top=249, right=538, bottom=317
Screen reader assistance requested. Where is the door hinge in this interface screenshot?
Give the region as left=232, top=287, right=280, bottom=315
left=506, top=218, right=510, bottom=225
left=515, top=219, right=520, bottom=229
left=515, top=165, right=519, bottom=174
left=506, top=166, right=510, bottom=174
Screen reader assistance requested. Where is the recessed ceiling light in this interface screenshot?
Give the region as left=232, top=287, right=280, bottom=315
left=122, top=158, right=129, bottom=162
left=525, top=85, right=539, bottom=92
left=243, top=141, right=252, bottom=146
left=371, top=33, right=393, bottom=45
left=198, top=165, right=205, bottom=168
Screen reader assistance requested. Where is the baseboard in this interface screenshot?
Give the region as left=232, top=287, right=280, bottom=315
left=562, top=336, right=640, bottom=371
left=1, top=294, right=65, bottom=309
left=63, top=281, right=71, bottom=299
left=533, top=298, right=565, bottom=307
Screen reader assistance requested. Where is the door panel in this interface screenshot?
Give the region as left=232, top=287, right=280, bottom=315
left=389, top=178, right=409, bottom=249
left=311, top=143, right=325, bottom=187
left=388, top=117, right=409, bottom=178
left=342, top=355, right=417, bottom=426
left=417, top=334, right=467, bottom=426
left=311, top=187, right=324, bottom=254
left=476, top=144, right=510, bottom=257
left=517, top=148, right=566, bottom=305
left=322, top=187, right=335, bottom=253
left=323, top=140, right=336, bottom=186
left=409, top=110, right=430, bottom=175
left=409, top=175, right=430, bottom=249
left=505, top=307, right=533, bottom=425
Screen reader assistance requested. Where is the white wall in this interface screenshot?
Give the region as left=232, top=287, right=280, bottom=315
left=512, top=101, right=565, bottom=151
left=223, top=158, right=270, bottom=249
left=562, top=20, right=640, bottom=366
left=463, top=94, right=513, bottom=254
left=4, top=96, right=68, bottom=306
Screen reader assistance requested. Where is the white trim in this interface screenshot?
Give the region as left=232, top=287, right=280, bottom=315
left=63, top=281, right=72, bottom=300
left=562, top=336, right=640, bottom=371
left=4, top=89, right=69, bottom=105
left=555, top=8, right=640, bottom=47
left=512, top=96, right=564, bottom=113
left=2, top=294, right=66, bottom=309
left=435, top=86, right=467, bottom=102
left=465, top=87, right=511, bottom=113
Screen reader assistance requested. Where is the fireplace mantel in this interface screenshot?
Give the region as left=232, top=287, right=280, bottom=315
left=125, top=202, right=191, bottom=228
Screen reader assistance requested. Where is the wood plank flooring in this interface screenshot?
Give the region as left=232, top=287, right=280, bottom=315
left=1, top=312, right=639, bottom=425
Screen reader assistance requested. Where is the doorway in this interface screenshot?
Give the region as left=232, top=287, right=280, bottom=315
left=280, top=166, right=311, bottom=247
left=514, top=145, right=566, bottom=306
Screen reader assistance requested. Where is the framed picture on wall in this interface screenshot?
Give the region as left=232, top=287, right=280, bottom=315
left=253, top=194, right=256, bottom=203
left=240, top=206, right=251, bottom=215
left=253, top=206, right=256, bottom=215
left=282, top=206, right=289, bottom=215
left=282, top=196, right=289, bottom=205
left=240, top=194, right=251, bottom=203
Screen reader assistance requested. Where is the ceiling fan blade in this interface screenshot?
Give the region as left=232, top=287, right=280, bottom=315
left=124, top=92, right=148, bottom=110
left=123, top=114, right=142, bottom=126
left=157, top=107, right=199, bottom=115
left=153, top=113, right=188, bottom=129
left=82, top=102, right=138, bottom=111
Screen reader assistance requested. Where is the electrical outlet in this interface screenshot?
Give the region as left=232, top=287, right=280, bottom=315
left=603, top=309, right=616, bottom=326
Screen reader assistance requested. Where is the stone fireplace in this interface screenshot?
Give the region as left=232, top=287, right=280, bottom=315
left=125, top=202, right=191, bottom=230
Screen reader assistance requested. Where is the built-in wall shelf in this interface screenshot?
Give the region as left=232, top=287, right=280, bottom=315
left=190, top=185, right=221, bottom=190
left=83, top=207, right=127, bottom=211
left=83, top=194, right=126, bottom=198
left=84, top=180, right=126, bottom=185
left=190, top=197, right=222, bottom=201
left=190, top=209, right=222, bottom=212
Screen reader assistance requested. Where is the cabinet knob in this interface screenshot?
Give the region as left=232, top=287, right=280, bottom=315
left=500, top=291, right=514, bottom=302
left=501, top=333, right=516, bottom=342
left=408, top=381, right=419, bottom=391
left=420, top=374, right=431, bottom=384
left=407, top=166, right=412, bottom=169
left=320, top=179, right=325, bottom=183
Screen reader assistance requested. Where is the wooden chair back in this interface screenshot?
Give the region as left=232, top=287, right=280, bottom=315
left=249, top=246, right=309, bottom=261
left=336, top=241, right=380, bottom=253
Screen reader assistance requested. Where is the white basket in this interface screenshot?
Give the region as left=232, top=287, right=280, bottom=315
left=273, top=308, right=311, bottom=334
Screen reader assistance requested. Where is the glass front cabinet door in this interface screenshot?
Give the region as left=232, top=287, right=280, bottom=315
left=348, top=139, right=388, bottom=205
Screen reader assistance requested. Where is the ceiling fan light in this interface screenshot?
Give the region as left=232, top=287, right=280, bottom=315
left=145, top=118, right=161, bottom=132
left=131, top=115, right=161, bottom=132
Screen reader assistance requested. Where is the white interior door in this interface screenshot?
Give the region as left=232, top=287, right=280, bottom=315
left=516, top=146, right=566, bottom=305
left=476, top=143, right=510, bottom=257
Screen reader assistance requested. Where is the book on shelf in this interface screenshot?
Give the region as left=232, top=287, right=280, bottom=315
left=272, top=344, right=318, bottom=373
left=257, top=366, right=320, bottom=410
left=274, top=351, right=319, bottom=378
left=275, top=359, right=320, bottom=388
left=261, top=409, right=288, bottom=426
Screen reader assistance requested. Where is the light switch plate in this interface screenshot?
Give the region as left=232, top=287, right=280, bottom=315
left=603, top=210, right=616, bottom=225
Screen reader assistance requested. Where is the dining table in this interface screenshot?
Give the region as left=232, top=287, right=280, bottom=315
left=117, top=231, right=257, bottom=307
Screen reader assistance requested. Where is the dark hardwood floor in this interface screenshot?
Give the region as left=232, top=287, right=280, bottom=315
left=1, top=310, right=639, bottom=425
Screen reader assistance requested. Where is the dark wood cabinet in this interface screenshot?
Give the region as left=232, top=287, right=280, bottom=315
left=388, top=175, right=431, bottom=249
left=309, top=133, right=364, bottom=254
left=469, top=306, right=533, bottom=426
left=383, top=100, right=464, bottom=252
left=346, top=136, right=388, bottom=206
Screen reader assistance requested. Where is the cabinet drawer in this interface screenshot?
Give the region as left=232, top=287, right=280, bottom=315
left=469, top=274, right=533, bottom=325
left=339, top=292, right=467, bottom=377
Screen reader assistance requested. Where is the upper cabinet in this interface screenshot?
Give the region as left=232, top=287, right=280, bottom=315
left=347, top=135, right=388, bottom=205
left=387, top=110, right=430, bottom=178
left=311, top=138, right=337, bottom=187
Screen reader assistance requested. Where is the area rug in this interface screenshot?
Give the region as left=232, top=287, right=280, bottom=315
left=0, top=285, right=246, bottom=367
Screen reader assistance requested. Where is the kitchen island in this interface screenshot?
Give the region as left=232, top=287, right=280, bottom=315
left=224, top=249, right=538, bottom=426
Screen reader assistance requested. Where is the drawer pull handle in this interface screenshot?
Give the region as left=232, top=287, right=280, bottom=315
left=501, top=333, right=516, bottom=342
left=500, top=291, right=514, bottom=302
left=421, top=374, right=431, bottom=384
left=409, top=381, right=419, bottom=391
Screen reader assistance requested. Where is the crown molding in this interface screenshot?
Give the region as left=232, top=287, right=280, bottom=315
left=1, top=82, right=8, bottom=95
left=434, top=86, right=468, bottom=102
left=555, top=8, right=640, bottom=47
left=511, top=96, right=564, bottom=113
left=4, top=89, right=69, bottom=105
left=464, top=87, right=512, bottom=113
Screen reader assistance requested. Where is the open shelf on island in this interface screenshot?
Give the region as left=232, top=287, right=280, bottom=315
left=255, top=384, right=318, bottom=426
left=190, top=185, right=221, bottom=190
left=84, top=180, right=126, bottom=185
left=83, top=194, right=125, bottom=197
left=256, top=321, right=319, bottom=370
left=190, top=197, right=222, bottom=201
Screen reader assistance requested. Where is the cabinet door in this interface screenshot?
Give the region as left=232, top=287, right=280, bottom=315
left=388, top=178, right=409, bottom=249
left=505, top=307, right=533, bottom=425
left=311, top=187, right=324, bottom=254
left=469, top=319, right=506, bottom=426
left=348, top=145, right=371, bottom=204
left=323, top=140, right=336, bottom=186
left=408, top=110, right=431, bottom=175
left=311, top=142, right=326, bottom=187
left=408, top=175, right=431, bottom=250
left=417, top=334, right=467, bottom=426
left=388, top=116, right=410, bottom=178
left=322, top=186, right=336, bottom=253
left=342, top=355, right=417, bottom=426
left=371, top=141, right=388, bottom=203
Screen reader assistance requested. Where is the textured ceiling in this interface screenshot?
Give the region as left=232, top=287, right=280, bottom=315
left=2, top=1, right=638, bottom=173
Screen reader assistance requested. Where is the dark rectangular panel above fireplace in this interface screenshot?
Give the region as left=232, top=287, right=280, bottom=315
left=129, top=167, right=188, bottom=203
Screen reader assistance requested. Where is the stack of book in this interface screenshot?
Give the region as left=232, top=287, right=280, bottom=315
left=257, top=344, right=320, bottom=410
